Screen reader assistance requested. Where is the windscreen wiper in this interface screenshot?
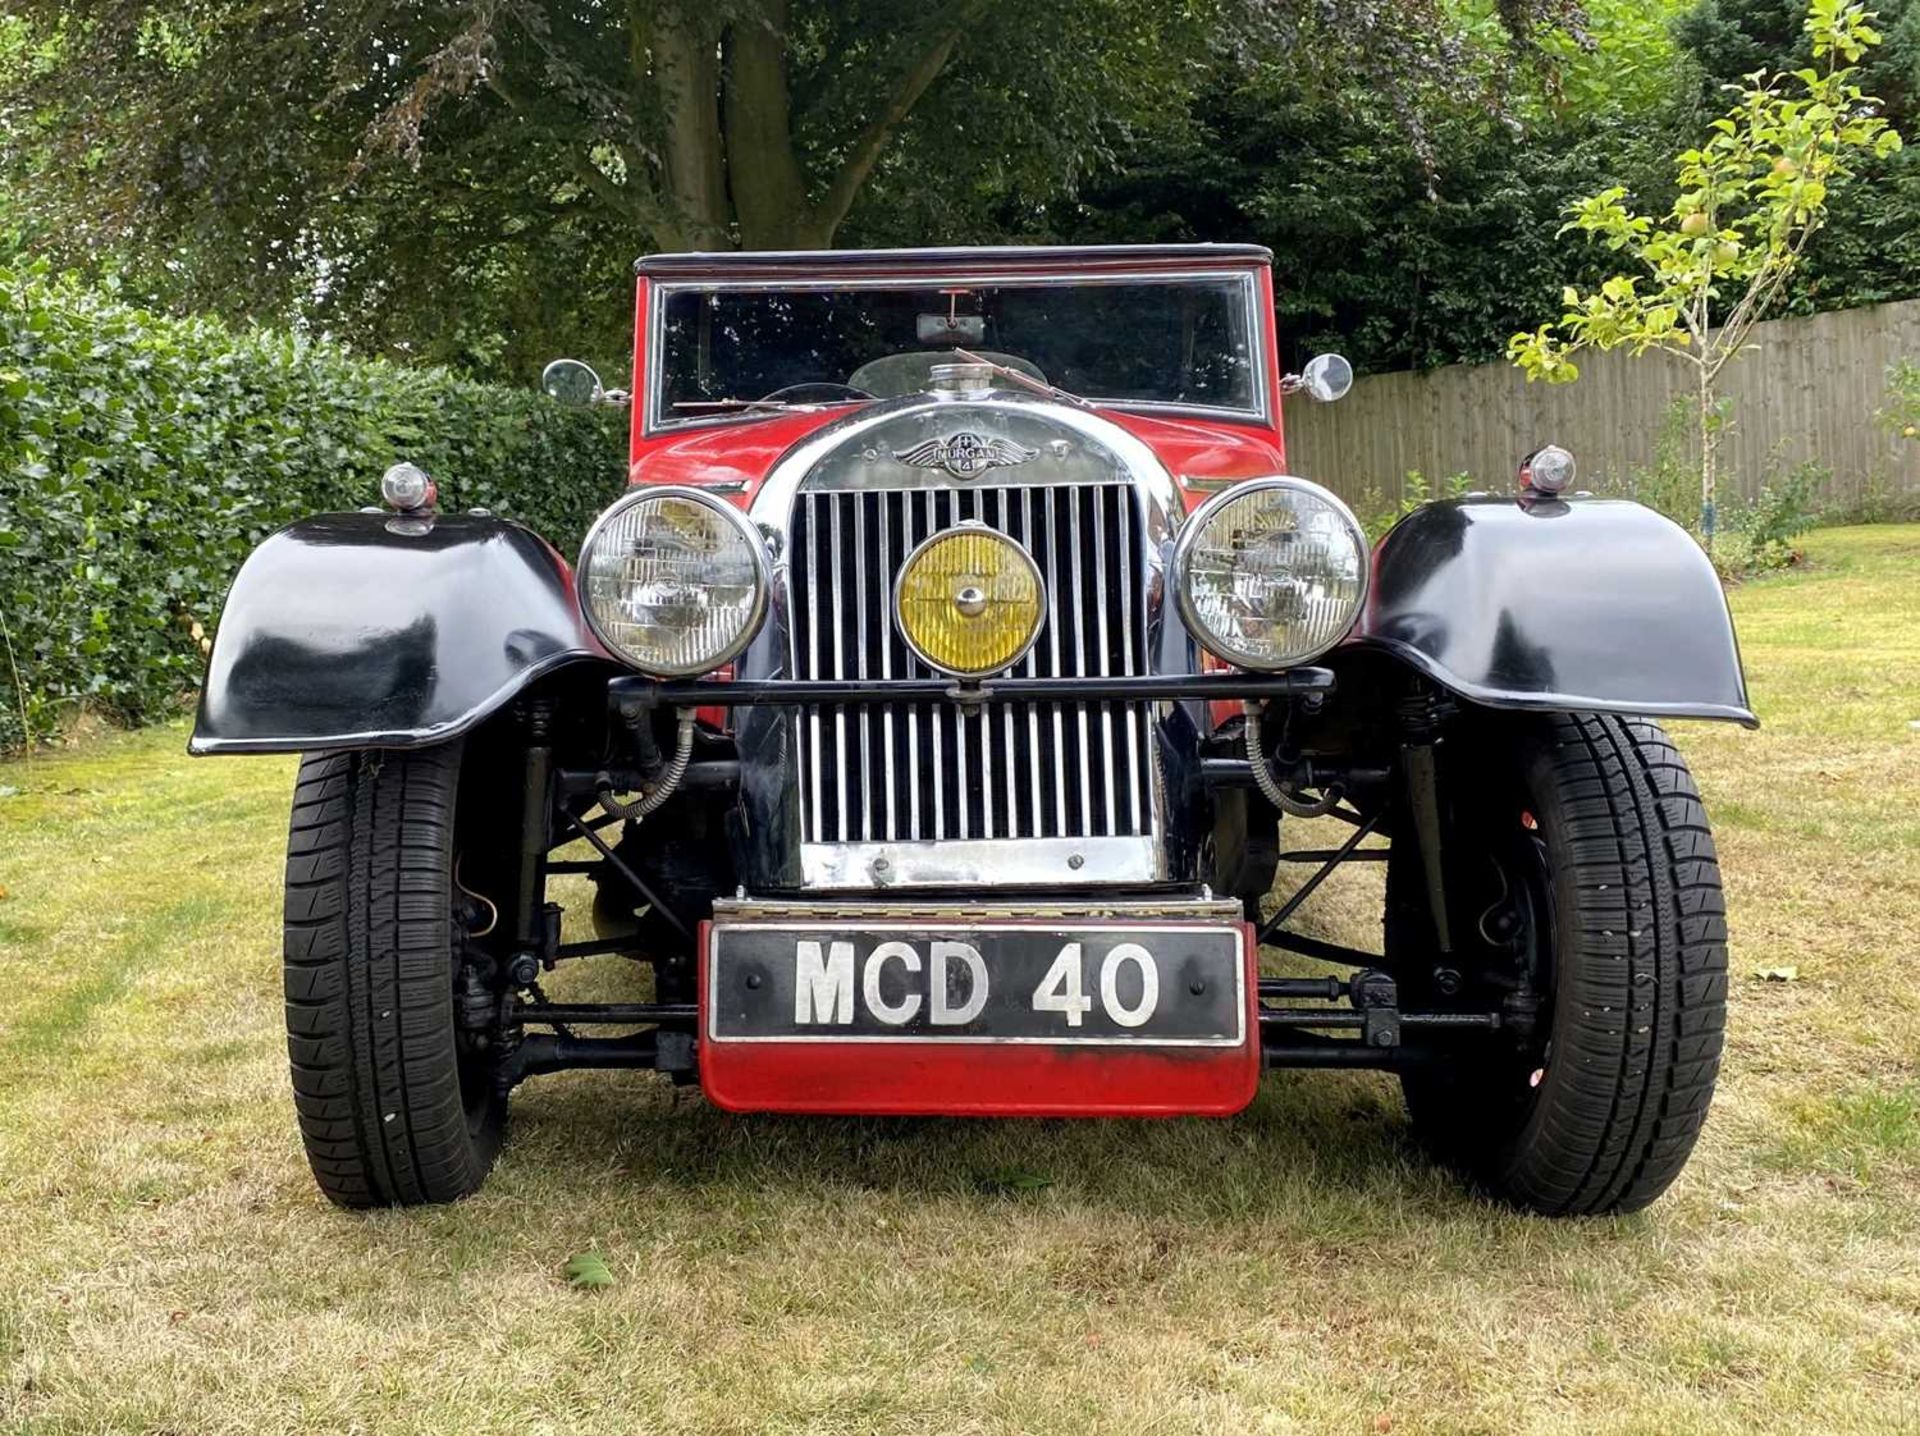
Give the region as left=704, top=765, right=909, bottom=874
left=951, top=348, right=1092, bottom=409
left=670, top=399, right=859, bottom=413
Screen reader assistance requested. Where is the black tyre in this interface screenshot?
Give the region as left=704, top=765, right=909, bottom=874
left=282, top=744, right=506, bottom=1207
left=1392, top=713, right=1728, bottom=1215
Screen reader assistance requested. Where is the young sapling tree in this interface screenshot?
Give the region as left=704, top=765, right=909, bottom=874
left=1509, top=0, right=1902, bottom=545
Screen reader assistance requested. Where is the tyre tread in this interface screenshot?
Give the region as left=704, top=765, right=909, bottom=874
left=1402, top=713, right=1727, bottom=1216
left=281, top=746, right=499, bottom=1208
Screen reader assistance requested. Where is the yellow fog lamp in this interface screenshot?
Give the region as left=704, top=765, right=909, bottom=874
left=894, top=522, right=1045, bottom=678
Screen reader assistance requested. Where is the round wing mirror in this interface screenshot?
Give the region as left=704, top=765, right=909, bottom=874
left=541, top=358, right=604, bottom=406
left=1301, top=353, right=1353, bottom=403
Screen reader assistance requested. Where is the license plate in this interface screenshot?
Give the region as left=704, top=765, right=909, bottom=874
left=706, top=921, right=1246, bottom=1046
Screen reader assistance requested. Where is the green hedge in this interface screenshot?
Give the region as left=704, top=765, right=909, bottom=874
left=0, top=266, right=627, bottom=749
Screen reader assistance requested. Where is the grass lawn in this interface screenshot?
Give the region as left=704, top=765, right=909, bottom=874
left=1, top=523, right=1916, bottom=1435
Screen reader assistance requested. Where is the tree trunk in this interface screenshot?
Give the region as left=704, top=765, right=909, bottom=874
left=723, top=0, right=823, bottom=249
left=633, top=2, right=974, bottom=252
left=647, top=6, right=731, bottom=250
left=1697, top=365, right=1718, bottom=551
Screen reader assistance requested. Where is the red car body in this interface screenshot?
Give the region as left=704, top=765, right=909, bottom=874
left=623, top=247, right=1285, bottom=1116
left=625, top=257, right=1292, bottom=512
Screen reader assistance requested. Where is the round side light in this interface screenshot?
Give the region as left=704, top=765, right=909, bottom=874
left=380, top=462, right=436, bottom=512
left=1520, top=445, right=1577, bottom=495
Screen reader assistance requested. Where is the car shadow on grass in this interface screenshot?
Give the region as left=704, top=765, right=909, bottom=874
left=496, top=1065, right=1497, bottom=1233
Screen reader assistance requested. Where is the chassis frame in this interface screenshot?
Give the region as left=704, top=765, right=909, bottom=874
left=471, top=666, right=1524, bottom=1092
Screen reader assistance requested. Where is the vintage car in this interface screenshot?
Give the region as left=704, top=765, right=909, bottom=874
left=192, top=244, right=1749, bottom=1214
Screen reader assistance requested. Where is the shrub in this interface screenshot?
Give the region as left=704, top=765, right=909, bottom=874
left=1880, top=358, right=1920, bottom=444
left=1734, top=460, right=1826, bottom=572
left=1353, top=470, right=1476, bottom=541
left=0, top=265, right=626, bottom=750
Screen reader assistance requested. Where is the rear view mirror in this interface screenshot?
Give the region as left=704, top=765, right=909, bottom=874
left=917, top=313, right=986, bottom=344
left=1295, top=353, right=1353, bottom=403
left=542, top=358, right=605, bottom=406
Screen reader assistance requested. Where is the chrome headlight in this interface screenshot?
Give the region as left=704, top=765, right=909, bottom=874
left=1173, top=477, right=1368, bottom=670
left=578, top=487, right=771, bottom=677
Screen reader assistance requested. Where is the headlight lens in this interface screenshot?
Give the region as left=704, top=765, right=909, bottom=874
left=1174, top=478, right=1368, bottom=669
left=895, top=523, right=1045, bottom=678
left=578, top=487, right=770, bottom=677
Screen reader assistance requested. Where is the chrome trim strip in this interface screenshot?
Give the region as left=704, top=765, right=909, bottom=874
left=713, top=895, right=1245, bottom=921
left=1069, top=487, right=1092, bottom=826
left=995, top=489, right=1017, bottom=834
left=1025, top=487, right=1043, bottom=834
left=799, top=835, right=1165, bottom=889
left=1044, top=486, right=1068, bottom=835
left=830, top=493, right=847, bottom=840
left=908, top=490, right=924, bottom=838
left=1094, top=485, right=1115, bottom=834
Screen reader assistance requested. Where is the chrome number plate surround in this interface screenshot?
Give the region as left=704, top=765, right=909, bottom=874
left=705, top=908, right=1247, bottom=1048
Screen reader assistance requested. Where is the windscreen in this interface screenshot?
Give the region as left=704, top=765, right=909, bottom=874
left=654, top=277, right=1260, bottom=423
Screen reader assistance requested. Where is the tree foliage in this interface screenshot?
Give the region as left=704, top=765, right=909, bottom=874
left=3, top=0, right=1916, bottom=391
left=2, top=0, right=1582, bottom=380
left=1509, top=0, right=1901, bottom=539
left=1675, top=0, right=1920, bottom=309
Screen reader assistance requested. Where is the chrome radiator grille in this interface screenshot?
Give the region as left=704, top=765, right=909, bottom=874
left=789, top=482, right=1154, bottom=845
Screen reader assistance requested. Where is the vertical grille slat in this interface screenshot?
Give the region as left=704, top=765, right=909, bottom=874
left=906, top=490, right=922, bottom=840
left=997, top=488, right=1018, bottom=838
left=1067, top=487, right=1092, bottom=832
left=879, top=489, right=897, bottom=842
left=807, top=492, right=824, bottom=843
left=791, top=479, right=1151, bottom=849
left=830, top=494, right=848, bottom=841
left=1118, top=487, right=1143, bottom=836
left=860, top=487, right=875, bottom=840
left=1044, top=489, right=1069, bottom=837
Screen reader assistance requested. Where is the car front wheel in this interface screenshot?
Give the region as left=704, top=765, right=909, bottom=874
left=1391, top=713, right=1729, bottom=1215
left=281, top=744, right=506, bottom=1206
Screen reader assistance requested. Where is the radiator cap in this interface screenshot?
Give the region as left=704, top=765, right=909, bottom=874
left=930, top=362, right=993, bottom=396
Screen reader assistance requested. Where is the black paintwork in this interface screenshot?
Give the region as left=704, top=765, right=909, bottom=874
left=189, top=512, right=608, bottom=754
left=619, top=669, right=1334, bottom=710
left=190, top=491, right=1753, bottom=763
left=1352, top=495, right=1756, bottom=727
left=634, top=244, right=1273, bottom=278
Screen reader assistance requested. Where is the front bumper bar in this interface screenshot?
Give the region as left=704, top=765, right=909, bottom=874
left=615, top=667, right=1334, bottom=713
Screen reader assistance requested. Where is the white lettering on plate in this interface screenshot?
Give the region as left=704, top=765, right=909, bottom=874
left=863, top=941, right=922, bottom=1025
left=1099, top=943, right=1160, bottom=1028
left=1032, top=941, right=1093, bottom=1027
left=929, top=941, right=989, bottom=1025
left=794, top=939, right=855, bottom=1024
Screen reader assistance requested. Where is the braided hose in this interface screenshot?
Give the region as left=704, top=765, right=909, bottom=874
left=1243, top=701, right=1345, bottom=819
left=597, top=708, right=696, bottom=823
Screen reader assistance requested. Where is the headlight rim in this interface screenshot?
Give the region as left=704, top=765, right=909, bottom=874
left=1171, top=475, right=1371, bottom=672
left=892, top=519, right=1047, bottom=680
left=577, top=484, right=773, bottom=678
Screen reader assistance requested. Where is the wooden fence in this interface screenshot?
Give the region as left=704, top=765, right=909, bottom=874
left=1284, top=298, right=1920, bottom=510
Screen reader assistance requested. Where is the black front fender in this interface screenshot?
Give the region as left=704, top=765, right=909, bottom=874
left=190, top=512, right=609, bottom=754
left=1349, top=496, right=1756, bottom=727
